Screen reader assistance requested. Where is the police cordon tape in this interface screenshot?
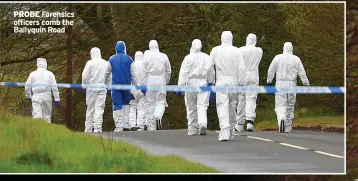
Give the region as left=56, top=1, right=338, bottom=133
left=0, top=82, right=345, bottom=94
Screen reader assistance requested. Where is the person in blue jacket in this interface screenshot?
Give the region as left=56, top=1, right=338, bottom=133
left=109, top=41, right=134, bottom=132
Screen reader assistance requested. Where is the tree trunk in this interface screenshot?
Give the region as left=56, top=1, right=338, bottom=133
left=66, top=3, right=73, bottom=129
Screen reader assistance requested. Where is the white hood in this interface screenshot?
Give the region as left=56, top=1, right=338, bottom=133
left=135, top=51, right=144, bottom=62
left=283, top=42, right=293, bottom=54
left=91, top=47, right=102, bottom=59
left=246, top=33, right=257, bottom=46
left=149, top=40, right=160, bottom=52
left=37, top=58, right=47, bottom=69
left=221, top=31, right=233, bottom=46
left=191, top=39, right=202, bottom=53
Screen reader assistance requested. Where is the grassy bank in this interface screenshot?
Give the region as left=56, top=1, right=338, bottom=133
left=0, top=110, right=219, bottom=173
left=254, top=115, right=344, bottom=132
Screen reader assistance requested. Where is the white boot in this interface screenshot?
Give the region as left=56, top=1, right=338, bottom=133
left=122, top=105, right=131, bottom=130
left=230, top=127, right=235, bottom=140
left=113, top=110, right=123, bottom=132
left=246, top=120, right=255, bottom=132
left=285, top=119, right=292, bottom=133
left=235, top=124, right=244, bottom=132
left=129, top=100, right=137, bottom=128
left=199, top=124, right=207, bottom=135
left=218, top=127, right=231, bottom=141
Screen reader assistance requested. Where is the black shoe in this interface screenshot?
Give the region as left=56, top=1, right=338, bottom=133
left=123, top=128, right=131, bottom=131
left=279, top=120, right=285, bottom=133
left=156, top=119, right=162, bottom=130
left=131, top=127, right=139, bottom=131
left=144, top=125, right=147, bottom=131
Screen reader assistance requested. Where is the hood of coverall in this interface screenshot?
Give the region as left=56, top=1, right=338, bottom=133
left=115, top=41, right=127, bottom=54
left=191, top=39, right=202, bottom=53
left=37, top=58, right=47, bottom=69
left=283, top=42, right=293, bottom=54
left=221, top=31, right=233, bottom=46
left=135, top=51, right=144, bottom=62
left=90, top=47, right=102, bottom=60
left=246, top=33, right=257, bottom=46
left=149, top=40, right=160, bottom=52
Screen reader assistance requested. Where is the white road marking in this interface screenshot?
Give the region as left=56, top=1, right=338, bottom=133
left=315, top=151, right=345, bottom=159
left=247, top=136, right=274, bottom=142
left=213, top=130, right=344, bottom=159
left=279, top=143, right=308, bottom=150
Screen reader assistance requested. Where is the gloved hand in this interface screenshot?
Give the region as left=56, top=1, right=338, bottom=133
left=209, top=92, right=215, bottom=103
left=141, top=90, right=146, bottom=96
left=176, top=91, right=184, bottom=96
left=83, top=88, right=86, bottom=95
left=55, top=101, right=60, bottom=107
left=265, top=83, right=275, bottom=95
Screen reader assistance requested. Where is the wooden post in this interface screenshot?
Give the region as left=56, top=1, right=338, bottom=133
left=66, top=3, right=73, bottom=129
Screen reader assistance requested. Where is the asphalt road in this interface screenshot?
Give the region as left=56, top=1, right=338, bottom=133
left=94, top=129, right=345, bottom=174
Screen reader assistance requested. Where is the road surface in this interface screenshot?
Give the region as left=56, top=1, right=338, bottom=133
left=94, top=129, right=345, bottom=173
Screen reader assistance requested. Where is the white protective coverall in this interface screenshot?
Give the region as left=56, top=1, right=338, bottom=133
left=82, top=47, right=112, bottom=133
left=129, top=51, right=147, bottom=131
left=210, top=31, right=246, bottom=141
left=25, top=58, right=60, bottom=123
left=178, top=39, right=215, bottom=136
left=143, top=40, right=172, bottom=131
left=267, top=42, right=310, bottom=133
left=236, top=33, right=263, bottom=132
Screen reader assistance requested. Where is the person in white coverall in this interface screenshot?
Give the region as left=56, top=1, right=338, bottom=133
left=235, top=33, right=263, bottom=132
left=267, top=42, right=310, bottom=133
left=129, top=51, right=147, bottom=131
left=177, top=39, right=215, bottom=136
left=210, top=31, right=246, bottom=141
left=144, top=50, right=169, bottom=128
left=143, top=40, right=172, bottom=131
left=82, top=47, right=111, bottom=133
left=25, top=58, right=60, bottom=123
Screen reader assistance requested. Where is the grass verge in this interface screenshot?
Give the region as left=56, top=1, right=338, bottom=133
left=254, top=115, right=344, bottom=132
left=0, top=110, right=219, bottom=173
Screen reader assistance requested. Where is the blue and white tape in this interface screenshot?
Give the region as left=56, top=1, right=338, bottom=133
left=0, top=82, right=345, bottom=94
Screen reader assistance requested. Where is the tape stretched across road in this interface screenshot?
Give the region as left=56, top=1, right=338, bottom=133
left=0, top=82, right=345, bottom=94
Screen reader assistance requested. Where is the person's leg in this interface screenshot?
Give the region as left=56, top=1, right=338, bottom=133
left=245, top=92, right=258, bottom=132
left=136, top=95, right=147, bottom=131
left=235, top=93, right=246, bottom=132
left=93, top=90, right=107, bottom=133
left=122, top=90, right=133, bottom=130
left=146, top=90, right=157, bottom=131
left=216, top=92, right=231, bottom=141
left=229, top=93, right=239, bottom=140
left=185, top=92, right=198, bottom=135
left=129, top=99, right=138, bottom=129
left=285, top=93, right=297, bottom=133
left=32, top=102, right=43, bottom=120
left=41, top=98, right=52, bottom=123
left=197, top=91, right=210, bottom=135
left=112, top=90, right=124, bottom=132
left=85, top=90, right=96, bottom=132
left=275, top=93, right=288, bottom=133
left=154, top=92, right=166, bottom=130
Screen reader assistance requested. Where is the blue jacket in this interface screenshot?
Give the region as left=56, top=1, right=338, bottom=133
left=109, top=41, right=133, bottom=85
